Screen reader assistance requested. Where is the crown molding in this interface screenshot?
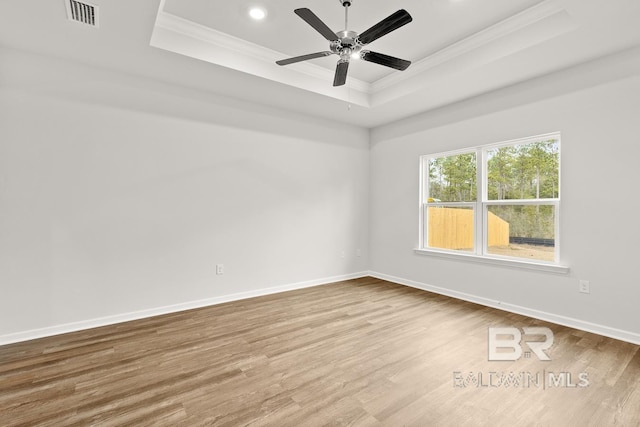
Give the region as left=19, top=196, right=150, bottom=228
left=372, top=0, right=573, bottom=92
left=151, top=2, right=372, bottom=106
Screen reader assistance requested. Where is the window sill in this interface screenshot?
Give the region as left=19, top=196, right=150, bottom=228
left=413, top=248, right=570, bottom=274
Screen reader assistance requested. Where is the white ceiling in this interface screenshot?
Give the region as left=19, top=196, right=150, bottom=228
left=161, top=0, right=544, bottom=82
left=1, top=0, right=640, bottom=128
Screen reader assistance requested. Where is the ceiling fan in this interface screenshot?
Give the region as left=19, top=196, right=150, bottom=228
left=276, top=0, right=413, bottom=87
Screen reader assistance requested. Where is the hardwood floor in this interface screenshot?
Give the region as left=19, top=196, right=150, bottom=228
left=1, top=277, right=639, bottom=426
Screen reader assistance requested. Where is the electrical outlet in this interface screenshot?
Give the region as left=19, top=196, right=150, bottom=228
left=341, top=251, right=345, bottom=259
left=579, top=280, right=590, bottom=294
left=216, top=264, right=224, bottom=275
left=356, top=248, right=361, bottom=257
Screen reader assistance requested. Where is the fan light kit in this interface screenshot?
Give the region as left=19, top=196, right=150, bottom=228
left=276, top=0, right=413, bottom=87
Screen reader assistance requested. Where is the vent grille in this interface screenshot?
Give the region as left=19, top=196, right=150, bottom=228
left=66, top=0, right=99, bottom=27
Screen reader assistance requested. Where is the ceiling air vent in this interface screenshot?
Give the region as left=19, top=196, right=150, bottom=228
left=66, top=0, right=99, bottom=27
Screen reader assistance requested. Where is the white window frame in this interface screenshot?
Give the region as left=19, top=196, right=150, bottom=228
left=416, top=132, right=568, bottom=274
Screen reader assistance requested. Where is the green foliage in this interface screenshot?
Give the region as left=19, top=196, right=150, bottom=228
left=429, top=152, right=477, bottom=202
left=489, top=205, right=555, bottom=239
left=487, top=139, right=559, bottom=200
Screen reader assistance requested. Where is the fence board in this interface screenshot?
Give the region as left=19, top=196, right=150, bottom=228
left=488, top=212, right=510, bottom=247
left=428, top=207, right=509, bottom=250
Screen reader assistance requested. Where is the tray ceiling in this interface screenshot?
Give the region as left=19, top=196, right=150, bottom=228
left=1, top=0, right=640, bottom=127
left=151, top=0, right=574, bottom=106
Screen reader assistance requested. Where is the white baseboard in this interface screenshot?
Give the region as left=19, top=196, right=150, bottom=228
left=0, top=271, right=369, bottom=346
left=5, top=271, right=638, bottom=347
left=369, top=271, right=640, bottom=346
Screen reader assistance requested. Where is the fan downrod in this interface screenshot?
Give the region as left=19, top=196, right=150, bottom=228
left=335, top=0, right=360, bottom=59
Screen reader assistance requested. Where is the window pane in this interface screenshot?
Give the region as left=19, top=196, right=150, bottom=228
left=487, top=205, right=556, bottom=262
left=428, top=152, right=477, bottom=202
left=487, top=139, right=559, bottom=200
left=427, top=205, right=474, bottom=252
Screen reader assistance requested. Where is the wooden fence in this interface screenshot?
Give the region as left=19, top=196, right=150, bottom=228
left=428, top=207, right=509, bottom=250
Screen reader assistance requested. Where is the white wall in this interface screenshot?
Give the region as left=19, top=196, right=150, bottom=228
left=0, top=49, right=370, bottom=339
left=369, top=56, right=640, bottom=341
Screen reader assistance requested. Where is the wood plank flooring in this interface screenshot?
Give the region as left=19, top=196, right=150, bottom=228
left=1, top=277, right=639, bottom=426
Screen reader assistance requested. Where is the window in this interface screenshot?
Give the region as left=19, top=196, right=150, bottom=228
left=419, top=133, right=560, bottom=265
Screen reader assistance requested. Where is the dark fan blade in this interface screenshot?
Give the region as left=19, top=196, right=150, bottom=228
left=276, top=51, right=333, bottom=66
left=333, top=60, right=349, bottom=87
left=294, top=8, right=338, bottom=42
left=361, top=51, right=411, bottom=71
left=358, top=9, right=412, bottom=45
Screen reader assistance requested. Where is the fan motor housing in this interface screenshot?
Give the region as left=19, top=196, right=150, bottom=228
left=336, top=30, right=358, bottom=48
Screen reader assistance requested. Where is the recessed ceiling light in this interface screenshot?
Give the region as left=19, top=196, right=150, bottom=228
left=249, top=7, right=267, bottom=20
